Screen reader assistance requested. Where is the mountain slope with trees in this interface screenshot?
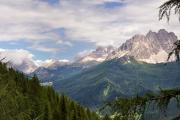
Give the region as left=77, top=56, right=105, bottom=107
left=54, top=57, right=180, bottom=108
left=0, top=61, right=99, bottom=120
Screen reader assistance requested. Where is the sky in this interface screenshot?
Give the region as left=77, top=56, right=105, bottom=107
left=0, top=0, right=179, bottom=66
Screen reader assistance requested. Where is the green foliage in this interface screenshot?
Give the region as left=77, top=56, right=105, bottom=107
left=105, top=89, right=180, bottom=120
left=159, top=0, right=180, bottom=22
left=102, top=115, right=111, bottom=120
left=0, top=62, right=100, bottom=120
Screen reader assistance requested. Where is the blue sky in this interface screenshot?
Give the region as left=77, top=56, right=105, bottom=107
left=0, top=0, right=178, bottom=65
left=44, top=0, right=60, bottom=5
left=98, top=1, right=124, bottom=9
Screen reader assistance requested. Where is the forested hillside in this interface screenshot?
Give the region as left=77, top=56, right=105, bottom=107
left=0, top=61, right=99, bottom=120
left=54, top=57, right=180, bottom=108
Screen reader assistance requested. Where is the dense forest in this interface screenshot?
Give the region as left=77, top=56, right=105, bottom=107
left=0, top=61, right=100, bottom=120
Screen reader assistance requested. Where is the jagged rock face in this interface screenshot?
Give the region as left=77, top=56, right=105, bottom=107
left=78, top=29, right=177, bottom=64
left=146, top=29, right=177, bottom=53
left=108, top=29, right=177, bottom=63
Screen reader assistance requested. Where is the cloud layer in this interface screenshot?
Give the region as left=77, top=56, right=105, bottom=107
left=0, top=48, right=70, bottom=73
left=0, top=49, right=34, bottom=65
left=0, top=0, right=180, bottom=64
left=0, top=0, right=177, bottom=48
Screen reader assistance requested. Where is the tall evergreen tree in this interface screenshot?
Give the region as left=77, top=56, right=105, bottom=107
left=59, top=94, right=68, bottom=120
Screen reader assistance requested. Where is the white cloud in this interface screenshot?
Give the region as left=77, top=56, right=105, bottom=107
left=30, top=43, right=59, bottom=52
left=0, top=48, right=37, bottom=73
left=0, top=48, right=34, bottom=65
left=0, top=48, right=70, bottom=73
left=35, top=59, right=70, bottom=67
left=76, top=49, right=94, bottom=58
left=0, top=0, right=178, bottom=50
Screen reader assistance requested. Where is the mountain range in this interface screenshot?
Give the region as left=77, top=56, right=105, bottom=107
left=2, top=29, right=176, bottom=74
left=32, top=29, right=177, bottom=82
left=29, top=29, right=180, bottom=109
left=3, top=29, right=180, bottom=110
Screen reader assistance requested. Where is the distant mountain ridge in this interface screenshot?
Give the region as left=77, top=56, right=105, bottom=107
left=4, top=29, right=176, bottom=74
left=33, top=61, right=99, bottom=82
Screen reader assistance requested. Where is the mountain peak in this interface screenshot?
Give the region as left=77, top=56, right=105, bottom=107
left=146, top=30, right=156, bottom=37
left=76, top=29, right=177, bottom=64
left=158, top=29, right=168, bottom=34
left=108, top=29, right=177, bottom=63
left=132, top=34, right=145, bottom=40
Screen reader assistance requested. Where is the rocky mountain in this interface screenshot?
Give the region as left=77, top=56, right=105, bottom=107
left=74, top=29, right=177, bottom=64
left=107, top=29, right=177, bottom=63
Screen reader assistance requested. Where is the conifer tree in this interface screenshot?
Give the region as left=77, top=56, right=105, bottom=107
left=59, top=94, right=68, bottom=120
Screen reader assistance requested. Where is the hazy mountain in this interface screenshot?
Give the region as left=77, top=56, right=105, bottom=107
left=33, top=61, right=99, bottom=82
left=12, top=59, right=38, bottom=73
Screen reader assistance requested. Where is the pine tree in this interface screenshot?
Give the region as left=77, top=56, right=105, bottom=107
left=59, top=94, right=68, bottom=120
left=159, top=0, right=180, bottom=22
